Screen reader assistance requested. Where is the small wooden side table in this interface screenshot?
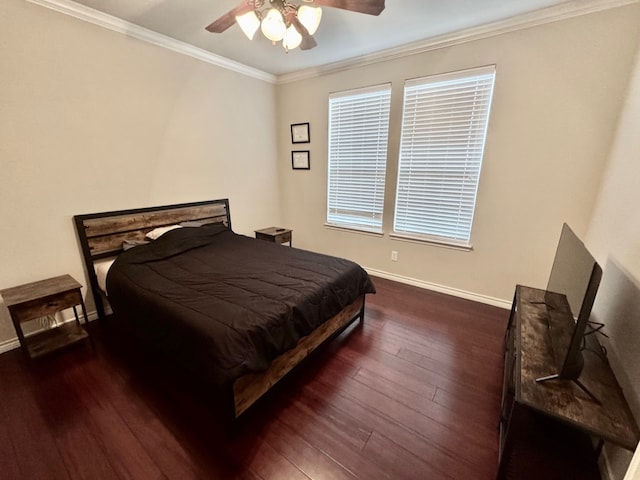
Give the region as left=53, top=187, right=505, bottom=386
left=0, top=274, right=91, bottom=359
left=255, top=227, right=293, bottom=246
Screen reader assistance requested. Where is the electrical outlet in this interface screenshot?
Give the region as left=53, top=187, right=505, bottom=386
left=391, top=250, right=398, bottom=261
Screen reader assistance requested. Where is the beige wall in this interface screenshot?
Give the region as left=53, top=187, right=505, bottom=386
left=0, top=0, right=281, bottom=344
left=586, top=45, right=640, bottom=479
left=276, top=4, right=640, bottom=305
left=1, top=0, right=640, bottom=476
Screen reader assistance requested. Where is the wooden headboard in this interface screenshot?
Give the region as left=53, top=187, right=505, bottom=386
left=74, top=198, right=231, bottom=319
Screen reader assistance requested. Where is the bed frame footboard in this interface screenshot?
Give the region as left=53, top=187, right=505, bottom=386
left=231, top=294, right=365, bottom=418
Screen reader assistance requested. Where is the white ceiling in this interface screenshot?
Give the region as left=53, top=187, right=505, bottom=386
left=60, top=0, right=580, bottom=76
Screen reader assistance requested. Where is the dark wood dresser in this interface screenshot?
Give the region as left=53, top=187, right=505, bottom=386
left=498, top=285, right=639, bottom=479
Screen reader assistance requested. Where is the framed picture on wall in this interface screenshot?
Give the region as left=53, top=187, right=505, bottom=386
left=291, top=123, right=310, bottom=143
left=292, top=150, right=310, bottom=170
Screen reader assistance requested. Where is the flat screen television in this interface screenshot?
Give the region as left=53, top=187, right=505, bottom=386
left=538, top=223, right=602, bottom=400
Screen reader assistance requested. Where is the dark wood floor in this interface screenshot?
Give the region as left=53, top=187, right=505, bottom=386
left=0, top=277, right=509, bottom=479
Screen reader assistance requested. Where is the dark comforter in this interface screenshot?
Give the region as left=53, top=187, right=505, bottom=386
left=106, top=223, right=375, bottom=386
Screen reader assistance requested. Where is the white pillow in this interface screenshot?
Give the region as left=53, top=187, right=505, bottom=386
left=145, top=225, right=182, bottom=240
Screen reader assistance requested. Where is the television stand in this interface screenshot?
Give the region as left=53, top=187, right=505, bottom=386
left=535, top=374, right=601, bottom=405
left=498, top=285, right=639, bottom=479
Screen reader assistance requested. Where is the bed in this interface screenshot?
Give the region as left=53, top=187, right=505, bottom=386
left=74, top=199, right=375, bottom=418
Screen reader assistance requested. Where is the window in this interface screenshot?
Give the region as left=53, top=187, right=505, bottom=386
left=394, top=66, right=496, bottom=247
left=327, top=84, right=391, bottom=233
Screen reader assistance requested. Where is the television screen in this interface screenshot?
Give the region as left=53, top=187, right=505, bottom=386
left=547, top=224, right=598, bottom=320
left=544, top=223, right=602, bottom=379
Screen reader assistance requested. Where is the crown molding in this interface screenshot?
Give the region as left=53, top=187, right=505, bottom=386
left=276, top=0, right=640, bottom=84
left=25, top=0, right=639, bottom=86
left=26, top=0, right=277, bottom=84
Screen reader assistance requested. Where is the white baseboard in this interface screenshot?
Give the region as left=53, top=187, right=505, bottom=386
left=0, top=310, right=99, bottom=355
left=364, top=267, right=512, bottom=310
left=0, top=338, right=21, bottom=354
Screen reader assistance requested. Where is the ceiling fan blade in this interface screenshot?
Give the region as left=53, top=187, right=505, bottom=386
left=205, top=2, right=253, bottom=33
left=310, top=0, right=385, bottom=16
left=290, top=15, right=317, bottom=50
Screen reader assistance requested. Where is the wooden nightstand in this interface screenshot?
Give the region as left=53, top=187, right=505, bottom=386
left=0, top=274, right=91, bottom=359
left=255, top=227, right=293, bottom=246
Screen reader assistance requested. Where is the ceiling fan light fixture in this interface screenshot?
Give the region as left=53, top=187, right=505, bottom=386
left=297, top=5, right=322, bottom=35
left=283, top=24, right=302, bottom=51
left=261, top=8, right=286, bottom=42
left=207, top=0, right=385, bottom=53
left=235, top=10, right=260, bottom=40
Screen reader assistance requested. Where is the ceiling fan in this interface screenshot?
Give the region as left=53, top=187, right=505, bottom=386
left=206, top=0, right=385, bottom=52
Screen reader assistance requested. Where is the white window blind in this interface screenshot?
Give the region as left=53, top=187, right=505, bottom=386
left=327, top=84, right=391, bottom=232
left=394, top=66, right=496, bottom=247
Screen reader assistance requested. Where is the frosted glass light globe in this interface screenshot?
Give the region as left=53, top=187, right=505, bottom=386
left=297, top=5, right=322, bottom=35
left=283, top=25, right=302, bottom=51
left=236, top=11, right=260, bottom=40
left=261, top=8, right=286, bottom=42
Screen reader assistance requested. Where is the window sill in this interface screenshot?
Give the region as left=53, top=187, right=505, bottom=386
left=389, top=233, right=473, bottom=251
left=324, top=223, right=384, bottom=237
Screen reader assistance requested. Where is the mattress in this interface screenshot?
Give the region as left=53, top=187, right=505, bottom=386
left=94, top=258, right=115, bottom=294
left=105, top=223, right=375, bottom=386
